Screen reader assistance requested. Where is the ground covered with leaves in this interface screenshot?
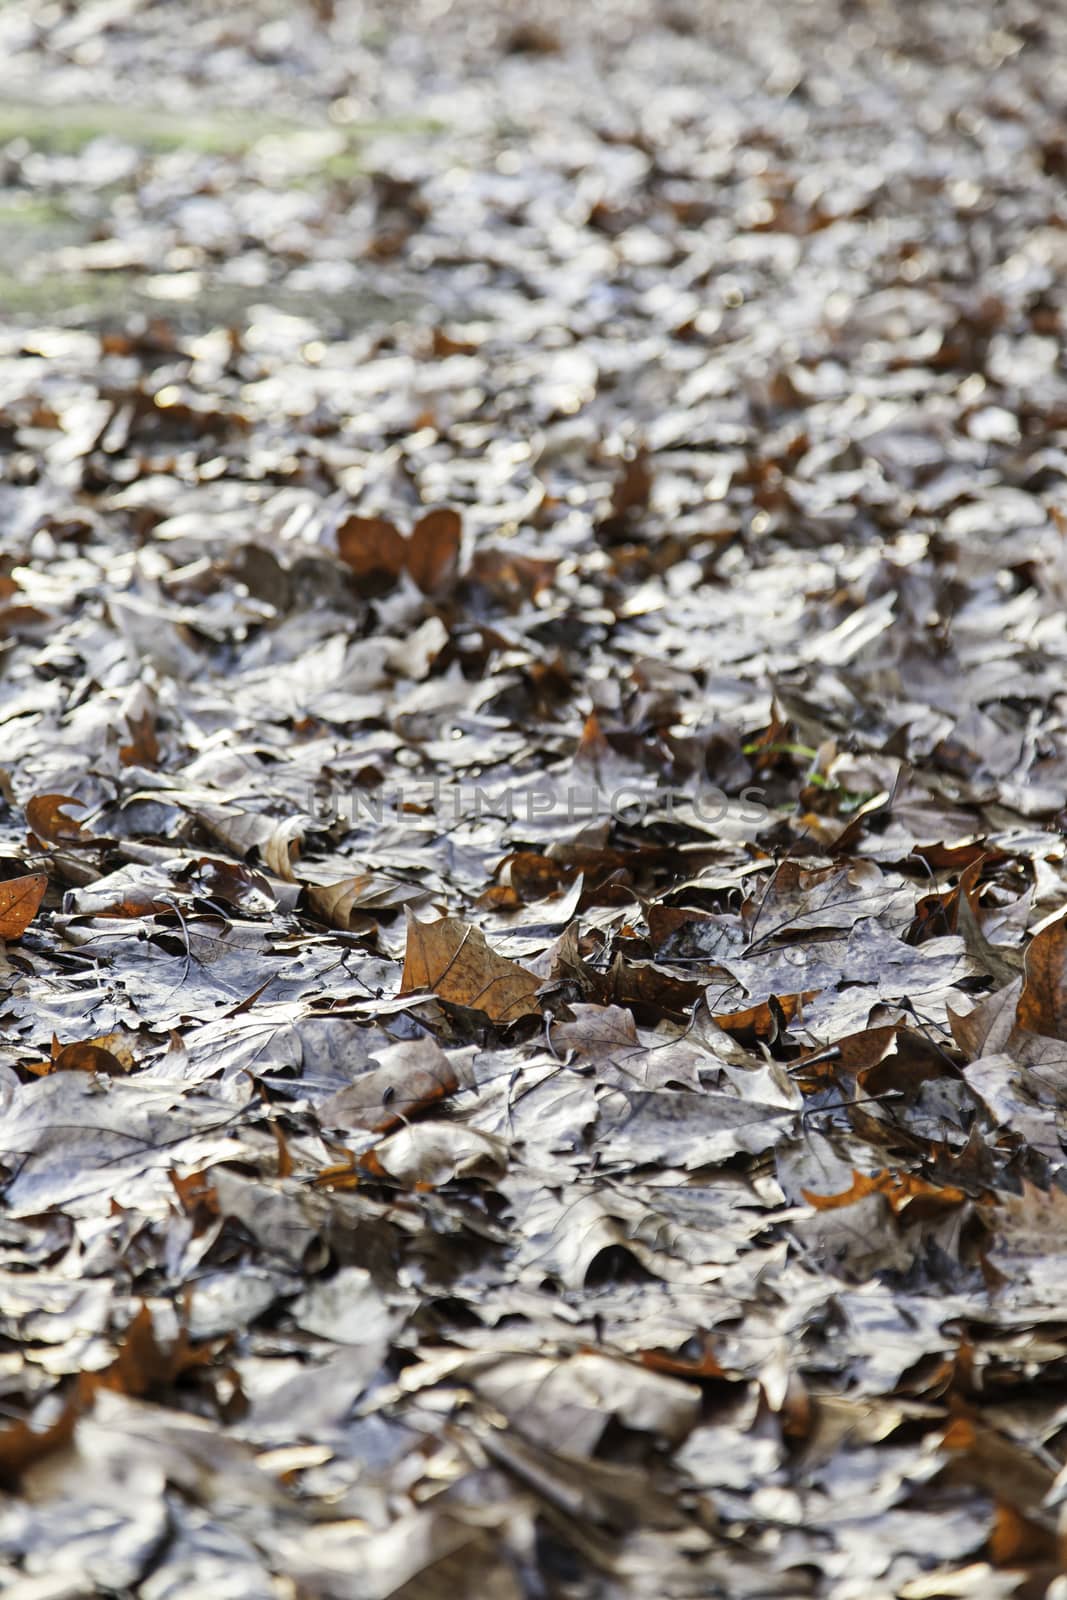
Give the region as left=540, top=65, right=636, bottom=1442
left=3, top=0, right=1067, bottom=1594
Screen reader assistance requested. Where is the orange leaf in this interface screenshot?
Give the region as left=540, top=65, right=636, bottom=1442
left=407, top=507, right=461, bottom=595
left=1016, top=914, right=1067, bottom=1039
left=0, top=872, right=47, bottom=940
left=336, top=513, right=407, bottom=590
left=26, top=793, right=89, bottom=847
left=712, top=990, right=818, bottom=1042
left=400, top=911, right=541, bottom=1023
left=119, top=709, right=160, bottom=767
left=26, top=1041, right=129, bottom=1078
left=0, top=1304, right=216, bottom=1487
left=803, top=1168, right=967, bottom=1217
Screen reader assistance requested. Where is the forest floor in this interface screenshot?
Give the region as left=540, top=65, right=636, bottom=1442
left=2, top=1, right=1067, bottom=1596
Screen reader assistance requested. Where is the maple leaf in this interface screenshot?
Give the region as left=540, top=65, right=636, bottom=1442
left=400, top=910, right=541, bottom=1023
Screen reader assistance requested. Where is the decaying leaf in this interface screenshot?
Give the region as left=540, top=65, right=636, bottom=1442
left=25, top=1036, right=131, bottom=1077
left=318, top=1037, right=460, bottom=1132
left=4, top=5, right=1067, bottom=1593
left=305, top=872, right=429, bottom=931
left=337, top=506, right=463, bottom=596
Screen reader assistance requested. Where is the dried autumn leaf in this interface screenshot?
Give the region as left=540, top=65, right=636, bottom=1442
left=0, top=872, right=47, bottom=940
left=336, top=513, right=407, bottom=589
left=400, top=910, right=541, bottom=1022
left=306, top=872, right=427, bottom=931
left=802, top=1168, right=967, bottom=1219
left=1015, top=913, right=1067, bottom=1039
left=0, top=1388, right=81, bottom=1487
left=320, top=1039, right=460, bottom=1133
left=605, top=449, right=653, bottom=526
left=367, top=1121, right=507, bottom=1186
left=712, top=990, right=819, bottom=1043
left=0, top=1303, right=214, bottom=1487
left=26, top=793, right=90, bottom=847
left=119, top=708, right=160, bottom=767
left=467, top=547, right=557, bottom=610
left=26, top=1040, right=129, bottom=1078
left=407, top=507, right=461, bottom=595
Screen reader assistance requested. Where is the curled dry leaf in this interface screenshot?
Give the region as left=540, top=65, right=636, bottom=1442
left=336, top=513, right=408, bottom=589
left=26, top=794, right=90, bottom=847
left=0, top=872, right=47, bottom=940
left=305, top=872, right=428, bottom=931
left=365, top=1121, right=507, bottom=1186
left=26, top=1037, right=132, bottom=1078
left=711, top=990, right=819, bottom=1043
left=337, top=506, right=462, bottom=597
left=1015, top=913, right=1067, bottom=1040
left=802, top=1169, right=968, bottom=1220
left=318, top=1037, right=460, bottom=1133
left=400, top=909, right=541, bottom=1023
left=262, top=817, right=305, bottom=882
left=407, top=508, right=462, bottom=595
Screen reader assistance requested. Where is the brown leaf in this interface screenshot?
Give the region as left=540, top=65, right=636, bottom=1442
left=319, top=1038, right=460, bottom=1133
left=0, top=872, right=47, bottom=940
left=712, top=990, right=818, bottom=1043
left=466, top=547, right=557, bottom=610
left=305, top=872, right=427, bottom=931
left=400, top=910, right=541, bottom=1023
left=119, top=708, right=160, bottom=767
left=407, top=508, right=462, bottom=595
left=336, top=513, right=407, bottom=590
left=1015, top=914, right=1067, bottom=1039
left=26, top=1040, right=130, bottom=1077
left=0, top=1304, right=216, bottom=1487
left=0, top=1388, right=81, bottom=1487
left=497, top=851, right=572, bottom=903
left=988, top=1502, right=1060, bottom=1567
left=610, top=450, right=653, bottom=519
left=26, top=793, right=90, bottom=847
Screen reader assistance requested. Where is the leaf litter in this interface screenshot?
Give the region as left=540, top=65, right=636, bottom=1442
left=2, top=0, right=1067, bottom=1596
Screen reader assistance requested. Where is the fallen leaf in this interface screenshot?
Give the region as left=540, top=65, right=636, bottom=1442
left=802, top=1169, right=968, bottom=1220
left=0, top=872, right=48, bottom=939
left=26, top=794, right=90, bottom=847
left=1016, top=914, right=1067, bottom=1039
left=407, top=507, right=462, bottom=595
left=336, top=513, right=407, bottom=589
left=400, top=910, right=541, bottom=1022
